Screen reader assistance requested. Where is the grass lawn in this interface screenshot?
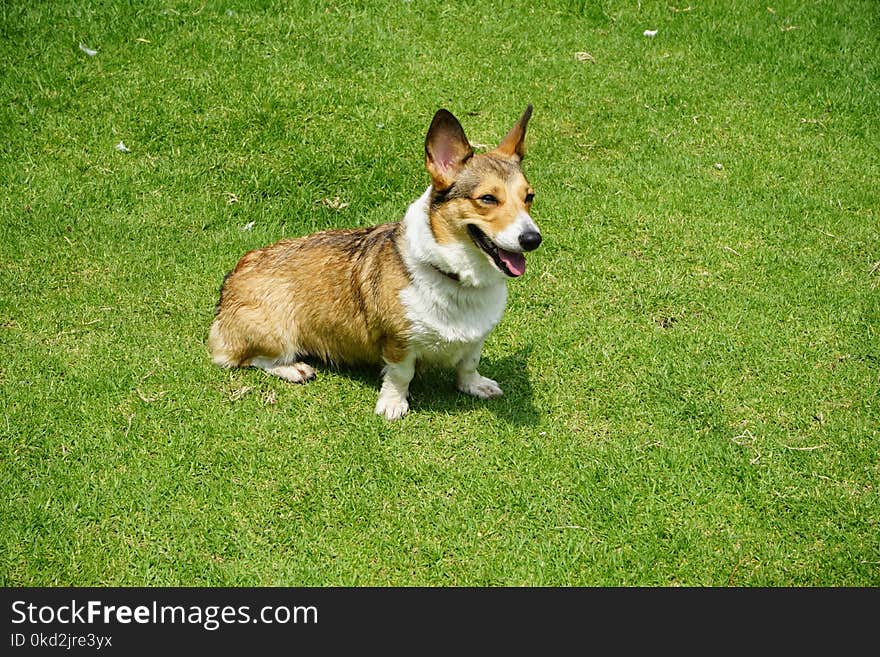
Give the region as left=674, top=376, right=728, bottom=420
left=1, top=0, right=877, bottom=586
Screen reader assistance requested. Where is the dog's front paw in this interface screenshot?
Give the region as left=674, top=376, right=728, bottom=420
left=375, top=393, right=409, bottom=421
left=458, top=374, right=503, bottom=399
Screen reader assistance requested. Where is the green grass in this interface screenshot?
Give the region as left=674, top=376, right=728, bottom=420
left=1, top=0, right=878, bottom=586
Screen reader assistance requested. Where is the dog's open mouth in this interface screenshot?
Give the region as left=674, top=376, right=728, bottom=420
left=467, top=224, right=526, bottom=277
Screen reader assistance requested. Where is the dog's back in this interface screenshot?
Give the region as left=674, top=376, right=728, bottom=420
left=209, top=222, right=411, bottom=369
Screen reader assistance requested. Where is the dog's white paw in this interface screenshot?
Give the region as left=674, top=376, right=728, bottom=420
left=375, top=393, right=409, bottom=421
left=272, top=362, right=316, bottom=383
left=458, top=375, right=503, bottom=399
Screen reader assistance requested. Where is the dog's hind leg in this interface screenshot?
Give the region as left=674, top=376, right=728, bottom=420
left=249, top=356, right=316, bottom=383
left=210, top=304, right=315, bottom=382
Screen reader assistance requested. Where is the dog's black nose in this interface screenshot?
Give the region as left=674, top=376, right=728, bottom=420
left=519, top=231, right=542, bottom=251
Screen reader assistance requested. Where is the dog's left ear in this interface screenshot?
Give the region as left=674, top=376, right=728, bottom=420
left=494, top=104, right=533, bottom=161
left=425, top=109, right=474, bottom=191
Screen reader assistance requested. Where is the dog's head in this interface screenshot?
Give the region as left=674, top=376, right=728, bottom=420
left=424, top=105, right=541, bottom=279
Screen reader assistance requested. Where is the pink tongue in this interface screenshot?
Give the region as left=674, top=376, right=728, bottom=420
left=498, top=248, right=526, bottom=276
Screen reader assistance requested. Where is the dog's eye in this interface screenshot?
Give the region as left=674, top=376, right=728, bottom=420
left=524, top=192, right=535, bottom=203
left=477, top=194, right=499, bottom=205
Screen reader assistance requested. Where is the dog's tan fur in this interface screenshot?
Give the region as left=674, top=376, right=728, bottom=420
left=208, top=223, right=413, bottom=369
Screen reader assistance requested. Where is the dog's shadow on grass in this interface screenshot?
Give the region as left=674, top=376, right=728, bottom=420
left=283, top=348, right=539, bottom=426
left=241, top=348, right=539, bottom=426
left=404, top=347, right=539, bottom=426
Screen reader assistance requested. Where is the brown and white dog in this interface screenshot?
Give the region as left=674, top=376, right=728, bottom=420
left=208, top=105, right=541, bottom=420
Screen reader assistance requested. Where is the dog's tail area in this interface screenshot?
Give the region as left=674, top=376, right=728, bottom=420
left=208, top=270, right=243, bottom=368
left=207, top=319, right=240, bottom=368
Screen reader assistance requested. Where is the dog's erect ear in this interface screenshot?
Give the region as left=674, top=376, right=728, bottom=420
left=425, top=109, right=474, bottom=191
left=494, top=104, right=533, bottom=161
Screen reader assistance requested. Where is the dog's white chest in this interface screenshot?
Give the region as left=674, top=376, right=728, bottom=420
left=400, top=279, right=507, bottom=364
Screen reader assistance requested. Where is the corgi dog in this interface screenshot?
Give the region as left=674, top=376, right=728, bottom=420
left=208, top=105, right=541, bottom=420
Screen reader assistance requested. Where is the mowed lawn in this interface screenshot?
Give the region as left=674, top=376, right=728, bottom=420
left=1, top=1, right=877, bottom=585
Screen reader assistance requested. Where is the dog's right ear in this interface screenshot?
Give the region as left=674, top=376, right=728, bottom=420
left=425, top=109, right=473, bottom=191
left=494, top=104, right=533, bottom=161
